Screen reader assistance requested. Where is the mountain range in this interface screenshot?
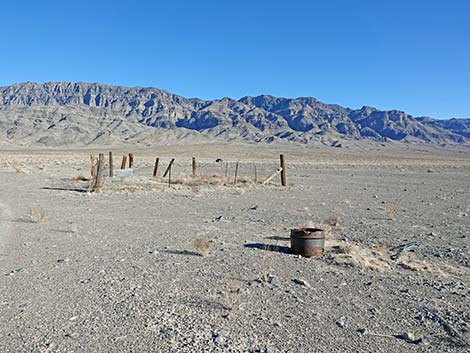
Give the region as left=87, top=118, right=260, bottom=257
left=0, top=81, right=469, bottom=147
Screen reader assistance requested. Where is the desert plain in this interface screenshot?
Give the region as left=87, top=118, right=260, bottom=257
left=0, top=142, right=469, bottom=353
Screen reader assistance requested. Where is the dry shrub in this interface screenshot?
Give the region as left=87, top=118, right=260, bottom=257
left=324, top=215, right=339, bottom=227
left=260, top=244, right=272, bottom=280
left=29, top=207, right=47, bottom=224
left=386, top=201, right=400, bottom=221
left=71, top=175, right=89, bottom=187
left=72, top=175, right=89, bottom=182
left=326, top=240, right=461, bottom=276
left=326, top=240, right=392, bottom=272
left=397, top=254, right=433, bottom=271
left=173, top=175, right=229, bottom=187
left=194, top=238, right=211, bottom=257
left=88, top=169, right=104, bottom=193
left=14, top=166, right=28, bottom=174
left=222, top=277, right=242, bottom=311
left=373, top=243, right=388, bottom=255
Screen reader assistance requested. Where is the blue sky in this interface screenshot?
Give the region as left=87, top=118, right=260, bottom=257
left=0, top=0, right=469, bottom=118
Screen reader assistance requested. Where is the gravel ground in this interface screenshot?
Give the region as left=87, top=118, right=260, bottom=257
left=0, top=144, right=469, bottom=352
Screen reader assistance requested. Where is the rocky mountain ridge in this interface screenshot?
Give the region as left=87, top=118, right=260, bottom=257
left=0, top=81, right=468, bottom=147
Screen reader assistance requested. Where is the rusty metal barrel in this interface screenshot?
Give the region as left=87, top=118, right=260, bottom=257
left=290, top=227, right=325, bottom=257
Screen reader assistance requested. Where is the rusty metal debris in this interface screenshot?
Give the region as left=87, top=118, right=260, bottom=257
left=290, top=227, right=325, bottom=257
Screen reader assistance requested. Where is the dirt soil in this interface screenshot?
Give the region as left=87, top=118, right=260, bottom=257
left=0, top=143, right=469, bottom=353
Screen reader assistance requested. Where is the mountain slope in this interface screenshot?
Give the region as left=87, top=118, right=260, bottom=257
left=0, top=82, right=468, bottom=147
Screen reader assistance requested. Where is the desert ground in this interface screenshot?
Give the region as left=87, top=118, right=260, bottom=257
left=0, top=142, right=469, bottom=353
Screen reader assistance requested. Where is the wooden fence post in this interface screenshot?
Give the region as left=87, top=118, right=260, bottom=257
left=91, top=153, right=104, bottom=192
left=254, top=165, right=257, bottom=184
left=192, top=157, right=196, bottom=177
left=90, top=154, right=96, bottom=177
left=234, top=161, right=239, bottom=184
left=280, top=154, right=286, bottom=186
left=121, top=155, right=127, bottom=170
left=109, top=151, right=114, bottom=177
left=163, top=158, right=175, bottom=178
left=128, top=153, right=134, bottom=169
left=153, top=158, right=160, bottom=177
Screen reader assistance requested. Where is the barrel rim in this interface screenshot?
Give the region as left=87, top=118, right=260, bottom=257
left=290, top=227, right=325, bottom=239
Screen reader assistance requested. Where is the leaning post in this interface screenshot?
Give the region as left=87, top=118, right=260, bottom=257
left=163, top=158, right=175, bottom=178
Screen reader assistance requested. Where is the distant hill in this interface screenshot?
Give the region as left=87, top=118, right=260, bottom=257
left=0, top=81, right=468, bottom=147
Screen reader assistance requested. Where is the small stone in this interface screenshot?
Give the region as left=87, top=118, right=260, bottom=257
left=292, top=278, right=310, bottom=287
left=417, top=337, right=431, bottom=345
left=357, top=328, right=368, bottom=335
left=222, top=312, right=230, bottom=319
left=268, top=275, right=279, bottom=286
left=336, top=317, right=347, bottom=328
left=401, top=331, right=415, bottom=342
left=213, top=335, right=224, bottom=345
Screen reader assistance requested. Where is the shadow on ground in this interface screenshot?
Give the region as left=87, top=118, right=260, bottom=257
left=41, top=187, right=88, bottom=193
left=244, top=243, right=291, bottom=254
left=162, top=249, right=202, bottom=257
left=265, top=235, right=290, bottom=241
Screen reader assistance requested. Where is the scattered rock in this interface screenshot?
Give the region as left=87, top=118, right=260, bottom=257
left=292, top=278, right=310, bottom=287
left=357, top=328, right=368, bottom=335
left=416, top=337, right=431, bottom=346
left=400, top=331, right=415, bottom=342
left=336, top=317, right=347, bottom=328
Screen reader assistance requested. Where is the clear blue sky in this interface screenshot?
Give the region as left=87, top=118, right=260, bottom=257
left=1, top=0, right=469, bottom=118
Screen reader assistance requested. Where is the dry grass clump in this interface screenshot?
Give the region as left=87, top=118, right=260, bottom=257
left=260, top=244, right=272, bottom=280
left=397, top=255, right=433, bottom=271
left=194, top=238, right=211, bottom=257
left=88, top=170, right=104, bottom=193
left=326, top=240, right=393, bottom=272
left=372, top=243, right=388, bottom=255
left=324, top=215, right=340, bottom=227
left=326, top=240, right=461, bottom=276
left=71, top=175, right=89, bottom=187
left=72, top=175, right=89, bottom=182
left=14, top=166, right=28, bottom=174
left=386, top=201, right=400, bottom=221
left=222, top=277, right=242, bottom=311
left=172, top=174, right=255, bottom=187
left=29, top=207, right=47, bottom=224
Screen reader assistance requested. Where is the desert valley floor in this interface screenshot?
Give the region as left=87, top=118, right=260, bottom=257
left=0, top=142, right=469, bottom=353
